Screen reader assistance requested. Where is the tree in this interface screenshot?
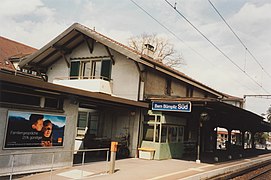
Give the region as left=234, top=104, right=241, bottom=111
left=128, top=33, right=185, bottom=68
left=267, top=105, right=271, bottom=122
left=261, top=105, right=271, bottom=122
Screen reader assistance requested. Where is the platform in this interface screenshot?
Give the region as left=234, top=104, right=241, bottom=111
left=15, top=152, right=271, bottom=180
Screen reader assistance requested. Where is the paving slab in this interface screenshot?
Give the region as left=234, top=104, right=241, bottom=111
left=18, top=153, right=271, bottom=180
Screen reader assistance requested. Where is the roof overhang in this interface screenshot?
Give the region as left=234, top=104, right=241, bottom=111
left=0, top=71, right=149, bottom=109
left=18, top=23, right=141, bottom=71
left=148, top=97, right=270, bottom=132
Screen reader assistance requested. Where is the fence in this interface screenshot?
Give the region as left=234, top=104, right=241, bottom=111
left=0, top=148, right=110, bottom=180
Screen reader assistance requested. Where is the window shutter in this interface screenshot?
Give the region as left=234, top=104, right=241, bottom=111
left=101, top=60, right=112, bottom=80
left=70, top=61, right=80, bottom=78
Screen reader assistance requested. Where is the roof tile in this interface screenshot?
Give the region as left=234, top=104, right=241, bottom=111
left=0, top=36, right=37, bottom=70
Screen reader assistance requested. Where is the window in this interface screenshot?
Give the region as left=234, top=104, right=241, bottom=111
left=77, top=111, right=99, bottom=137
left=45, top=97, right=59, bottom=108
left=1, top=91, right=40, bottom=106
left=77, top=112, right=88, bottom=128
left=0, top=90, right=63, bottom=110
left=70, top=59, right=112, bottom=80
left=91, top=61, right=101, bottom=78
left=143, top=124, right=154, bottom=141
left=161, top=126, right=167, bottom=143
left=143, top=124, right=184, bottom=143
left=88, top=113, right=99, bottom=136
left=155, top=125, right=160, bottom=142
left=82, top=61, right=91, bottom=78
left=76, top=111, right=88, bottom=138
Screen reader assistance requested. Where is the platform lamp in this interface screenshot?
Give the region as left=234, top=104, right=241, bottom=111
left=196, top=112, right=210, bottom=163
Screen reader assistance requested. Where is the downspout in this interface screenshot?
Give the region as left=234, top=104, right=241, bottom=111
left=136, top=108, right=143, bottom=158
left=133, top=61, right=144, bottom=101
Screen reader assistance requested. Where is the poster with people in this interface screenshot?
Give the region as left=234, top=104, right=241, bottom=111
left=4, top=111, right=66, bottom=148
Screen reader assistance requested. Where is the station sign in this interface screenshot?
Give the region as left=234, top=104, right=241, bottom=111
left=152, top=101, right=191, bottom=112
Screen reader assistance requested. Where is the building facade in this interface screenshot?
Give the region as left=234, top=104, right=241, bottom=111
left=1, top=23, right=270, bottom=175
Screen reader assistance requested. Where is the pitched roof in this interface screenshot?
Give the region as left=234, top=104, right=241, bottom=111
left=19, top=23, right=229, bottom=98
left=0, top=36, right=37, bottom=71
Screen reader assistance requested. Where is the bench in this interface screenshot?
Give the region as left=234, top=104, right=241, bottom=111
left=138, top=147, right=155, bottom=160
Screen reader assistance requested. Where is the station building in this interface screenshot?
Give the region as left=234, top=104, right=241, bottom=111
left=0, top=23, right=270, bottom=174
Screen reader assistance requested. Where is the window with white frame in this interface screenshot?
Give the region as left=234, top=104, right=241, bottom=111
left=70, top=59, right=112, bottom=80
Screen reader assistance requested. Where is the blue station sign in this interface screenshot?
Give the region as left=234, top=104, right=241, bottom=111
left=152, top=101, right=192, bottom=112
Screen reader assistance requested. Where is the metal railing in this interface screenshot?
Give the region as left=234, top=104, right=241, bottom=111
left=54, top=76, right=111, bottom=81
left=0, top=148, right=110, bottom=180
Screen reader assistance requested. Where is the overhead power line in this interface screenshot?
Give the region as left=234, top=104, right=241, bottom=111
left=208, top=0, right=271, bottom=80
left=130, top=0, right=261, bottom=95
left=130, top=0, right=212, bottom=64
left=164, top=0, right=270, bottom=94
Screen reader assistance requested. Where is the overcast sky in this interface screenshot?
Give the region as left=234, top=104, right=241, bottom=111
left=1, top=0, right=270, bottom=116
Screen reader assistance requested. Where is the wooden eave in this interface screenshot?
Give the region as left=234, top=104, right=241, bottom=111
left=0, top=71, right=149, bottom=109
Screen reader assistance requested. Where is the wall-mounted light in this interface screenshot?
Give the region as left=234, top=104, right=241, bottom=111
left=130, top=111, right=136, bottom=116
left=200, top=112, right=210, bottom=122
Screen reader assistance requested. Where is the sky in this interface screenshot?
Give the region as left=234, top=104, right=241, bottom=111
left=1, top=0, right=270, bottom=116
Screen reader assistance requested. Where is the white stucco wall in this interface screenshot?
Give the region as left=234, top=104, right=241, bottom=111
left=46, top=41, right=140, bottom=101
left=47, top=55, right=70, bottom=83
left=111, top=51, right=139, bottom=101
left=0, top=100, right=78, bottom=175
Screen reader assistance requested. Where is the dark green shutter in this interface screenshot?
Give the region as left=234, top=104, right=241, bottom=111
left=70, top=61, right=80, bottom=78
left=101, top=60, right=112, bottom=80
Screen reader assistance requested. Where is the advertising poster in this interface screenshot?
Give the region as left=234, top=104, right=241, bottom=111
left=4, top=111, right=66, bottom=148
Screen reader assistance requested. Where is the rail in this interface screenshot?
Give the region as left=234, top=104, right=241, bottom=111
left=208, top=158, right=271, bottom=180
left=0, top=148, right=110, bottom=180
left=248, top=168, right=271, bottom=180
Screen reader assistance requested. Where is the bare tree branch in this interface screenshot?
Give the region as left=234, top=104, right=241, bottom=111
left=128, top=33, right=185, bottom=68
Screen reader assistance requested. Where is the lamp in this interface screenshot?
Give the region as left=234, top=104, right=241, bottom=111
left=200, top=112, right=210, bottom=122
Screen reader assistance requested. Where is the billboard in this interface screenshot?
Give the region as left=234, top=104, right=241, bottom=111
left=4, top=111, right=66, bottom=148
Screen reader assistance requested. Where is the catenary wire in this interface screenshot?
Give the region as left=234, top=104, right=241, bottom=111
left=208, top=0, right=271, bottom=80
left=164, top=0, right=270, bottom=94
left=129, top=0, right=260, bottom=95
left=130, top=0, right=201, bottom=54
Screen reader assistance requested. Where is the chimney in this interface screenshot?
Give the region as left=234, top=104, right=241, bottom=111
left=143, top=43, right=154, bottom=58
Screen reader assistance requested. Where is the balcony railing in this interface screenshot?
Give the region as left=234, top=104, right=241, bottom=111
left=53, top=76, right=113, bottom=95
left=0, top=148, right=110, bottom=180
left=54, top=75, right=111, bottom=81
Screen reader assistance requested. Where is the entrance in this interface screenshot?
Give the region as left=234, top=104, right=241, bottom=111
left=74, top=106, right=140, bottom=163
left=140, top=111, right=187, bottom=160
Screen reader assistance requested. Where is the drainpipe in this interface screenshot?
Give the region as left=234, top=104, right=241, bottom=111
left=196, top=117, right=202, bottom=163
left=196, top=111, right=210, bottom=163
left=136, top=108, right=143, bottom=158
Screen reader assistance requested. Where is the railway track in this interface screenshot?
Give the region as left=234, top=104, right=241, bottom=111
left=208, top=160, right=271, bottom=180
left=248, top=168, right=271, bottom=179
left=232, top=163, right=271, bottom=180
